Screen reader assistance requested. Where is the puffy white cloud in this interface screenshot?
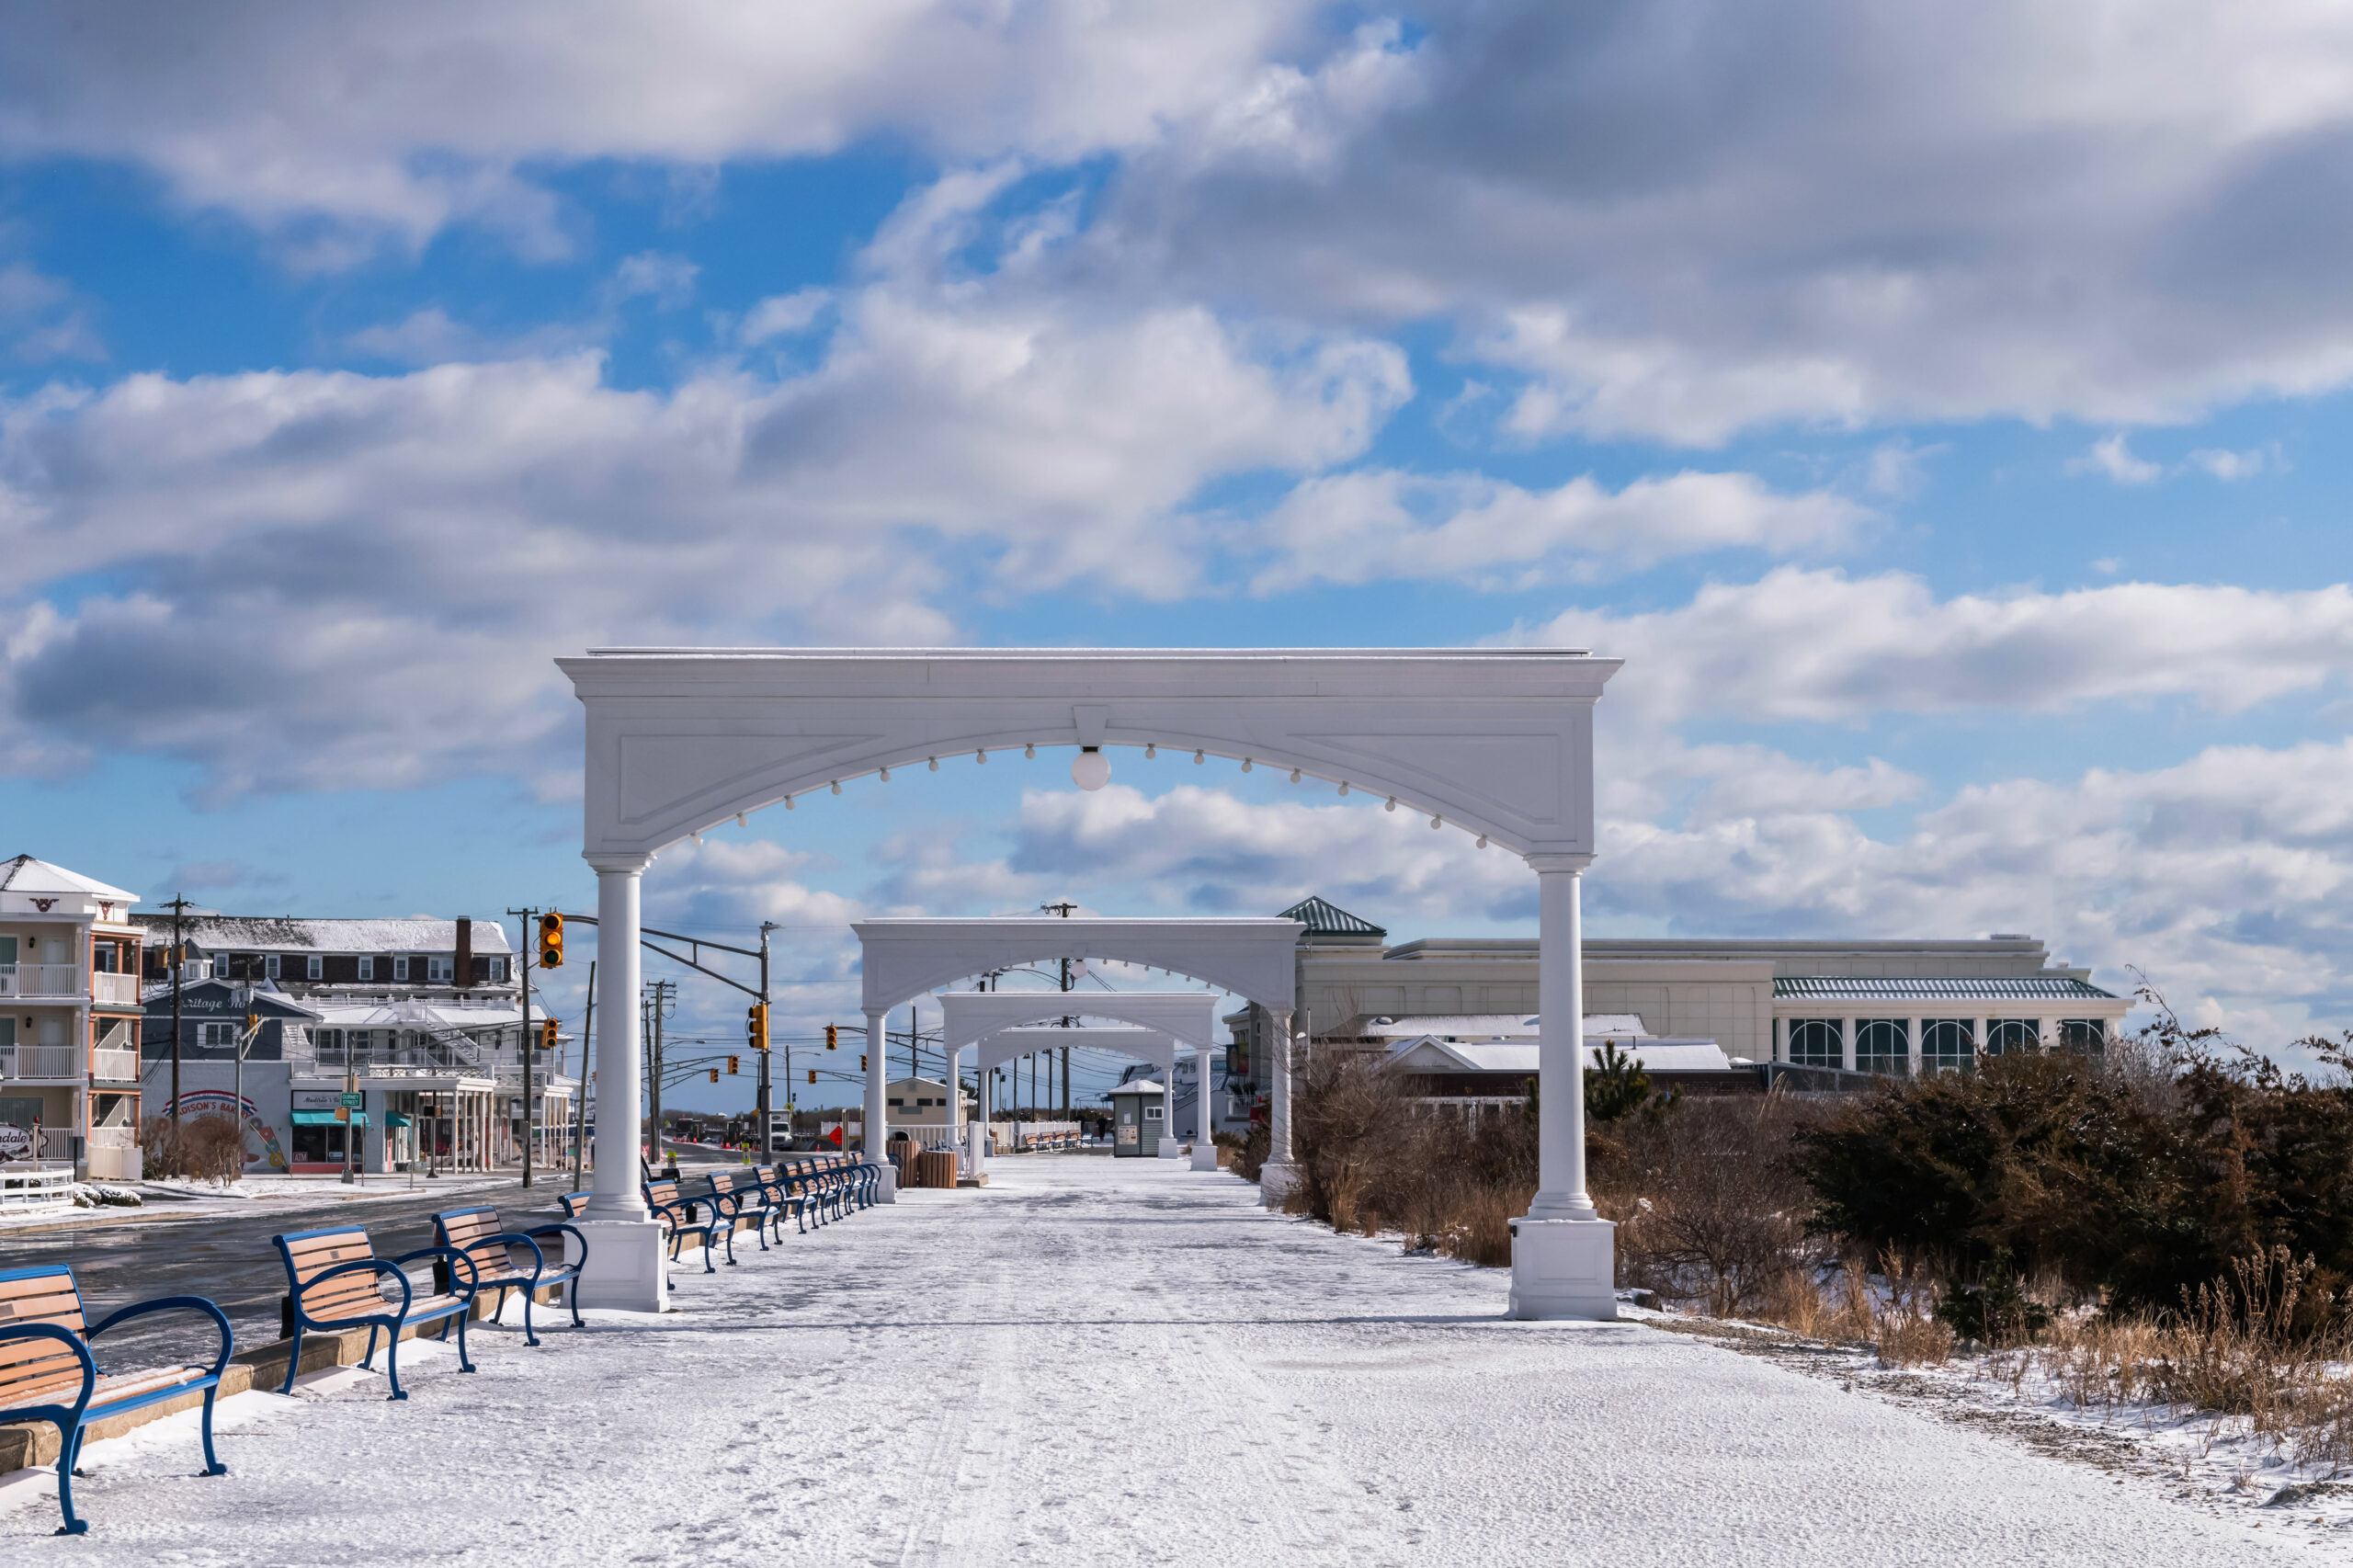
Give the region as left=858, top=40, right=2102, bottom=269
left=1520, top=569, right=2353, bottom=724
left=0, top=215, right=1407, bottom=795
left=1093, top=0, right=2353, bottom=441
left=2069, top=434, right=2164, bottom=486
left=1248, top=467, right=1866, bottom=593
left=0, top=0, right=1318, bottom=255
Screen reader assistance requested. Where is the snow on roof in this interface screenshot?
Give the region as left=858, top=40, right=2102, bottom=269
left=125, top=913, right=514, bottom=954
left=303, top=997, right=525, bottom=1029
left=1277, top=895, right=1387, bottom=938
left=1774, top=975, right=2119, bottom=1001
left=1108, top=1077, right=1165, bottom=1093
left=1355, top=1014, right=1649, bottom=1039
left=0, top=853, right=138, bottom=903
left=1386, top=1036, right=1733, bottom=1074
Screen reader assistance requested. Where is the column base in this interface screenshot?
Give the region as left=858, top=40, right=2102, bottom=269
left=1188, top=1142, right=1219, bottom=1172
left=872, top=1160, right=898, bottom=1204
left=569, top=1220, right=670, bottom=1312
left=1508, top=1216, right=1618, bottom=1321
left=1258, top=1158, right=1299, bottom=1209
left=1156, top=1137, right=1181, bottom=1159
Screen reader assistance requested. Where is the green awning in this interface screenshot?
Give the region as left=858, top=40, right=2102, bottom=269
left=290, top=1110, right=369, bottom=1127
left=382, top=1112, right=412, bottom=1128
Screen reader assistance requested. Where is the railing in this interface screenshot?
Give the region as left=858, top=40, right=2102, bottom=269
left=85, top=1123, right=140, bottom=1181
left=91, top=971, right=140, bottom=1006
left=0, top=1163, right=74, bottom=1210
left=0, top=964, right=85, bottom=997
left=90, top=1047, right=140, bottom=1082
left=0, top=1045, right=80, bottom=1080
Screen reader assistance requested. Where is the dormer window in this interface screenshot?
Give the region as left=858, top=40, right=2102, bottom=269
left=393, top=956, right=410, bottom=982
left=427, top=956, right=453, bottom=983
left=306, top=955, right=322, bottom=981
left=210, top=955, right=228, bottom=980
left=266, top=955, right=280, bottom=980
left=358, top=957, right=375, bottom=982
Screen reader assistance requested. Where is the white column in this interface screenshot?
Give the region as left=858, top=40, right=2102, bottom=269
left=863, top=1006, right=896, bottom=1201
left=1906, top=1017, right=1922, bottom=1078
left=1973, top=1016, right=1989, bottom=1064
left=1259, top=1007, right=1297, bottom=1205
left=1190, top=1044, right=1220, bottom=1170
left=1512, top=855, right=1614, bottom=1320
left=1840, top=1017, right=1857, bottom=1073
left=574, top=853, right=666, bottom=1311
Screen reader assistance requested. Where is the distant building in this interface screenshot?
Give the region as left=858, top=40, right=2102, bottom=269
left=132, top=913, right=516, bottom=996
left=885, top=1075, right=970, bottom=1129
left=0, top=855, right=146, bottom=1179
left=1222, top=897, right=2131, bottom=1101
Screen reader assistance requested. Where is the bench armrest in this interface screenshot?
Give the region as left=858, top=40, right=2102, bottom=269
left=0, top=1323, right=95, bottom=1420
left=390, top=1244, right=480, bottom=1300
left=290, top=1257, right=411, bottom=1330
left=86, top=1295, right=233, bottom=1378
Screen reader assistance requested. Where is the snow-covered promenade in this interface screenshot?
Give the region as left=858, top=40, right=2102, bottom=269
left=1, top=1159, right=2311, bottom=1563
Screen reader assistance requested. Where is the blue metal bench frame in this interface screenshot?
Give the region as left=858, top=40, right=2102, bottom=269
left=0, top=1265, right=233, bottom=1536
left=430, top=1205, right=588, bottom=1346
left=749, top=1165, right=811, bottom=1237
left=701, top=1171, right=780, bottom=1252
left=271, top=1226, right=480, bottom=1401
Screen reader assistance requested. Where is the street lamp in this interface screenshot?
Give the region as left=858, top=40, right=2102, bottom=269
left=1071, top=746, right=1109, bottom=790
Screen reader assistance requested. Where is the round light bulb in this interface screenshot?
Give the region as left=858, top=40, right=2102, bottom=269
left=1072, top=747, right=1110, bottom=791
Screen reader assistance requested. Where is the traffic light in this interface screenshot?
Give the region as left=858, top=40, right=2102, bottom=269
left=538, top=913, right=563, bottom=969
left=727, top=1055, right=739, bottom=1075
left=708, top=1068, right=719, bottom=1084
left=824, top=1022, right=837, bottom=1051
left=859, top=1053, right=868, bottom=1072
left=540, top=1017, right=559, bottom=1052
left=745, top=1004, right=767, bottom=1051
left=808, top=1069, right=817, bottom=1085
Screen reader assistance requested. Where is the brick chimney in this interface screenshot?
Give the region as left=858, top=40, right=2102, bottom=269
left=454, top=917, right=472, bottom=989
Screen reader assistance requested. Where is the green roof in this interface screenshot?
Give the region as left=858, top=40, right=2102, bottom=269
left=1277, top=896, right=1386, bottom=939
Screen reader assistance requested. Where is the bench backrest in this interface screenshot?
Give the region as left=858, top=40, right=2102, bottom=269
left=274, top=1227, right=385, bottom=1322
left=434, top=1206, right=516, bottom=1280
left=559, top=1191, right=592, bottom=1218
left=0, top=1264, right=87, bottom=1408
left=645, top=1179, right=686, bottom=1210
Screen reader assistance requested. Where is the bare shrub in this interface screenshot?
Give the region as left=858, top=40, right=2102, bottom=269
left=142, top=1113, right=245, bottom=1184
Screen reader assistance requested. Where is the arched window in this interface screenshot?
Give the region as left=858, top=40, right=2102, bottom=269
left=1985, top=1019, right=2040, bottom=1056
left=1855, top=1019, right=1907, bottom=1076
left=1920, top=1019, right=1972, bottom=1074
left=1787, top=1018, right=1841, bottom=1067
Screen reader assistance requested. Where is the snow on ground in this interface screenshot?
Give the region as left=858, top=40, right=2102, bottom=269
left=0, top=1171, right=520, bottom=1233
left=0, top=1159, right=2323, bottom=1563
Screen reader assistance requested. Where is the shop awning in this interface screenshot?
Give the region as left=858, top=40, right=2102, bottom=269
left=290, top=1110, right=369, bottom=1127
left=382, top=1111, right=412, bottom=1127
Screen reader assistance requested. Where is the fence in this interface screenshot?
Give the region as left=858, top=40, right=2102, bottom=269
left=0, top=1162, right=74, bottom=1210
left=0, top=963, right=85, bottom=997
left=0, top=1045, right=78, bottom=1081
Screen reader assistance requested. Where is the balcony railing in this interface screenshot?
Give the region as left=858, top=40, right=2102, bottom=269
left=0, top=1045, right=79, bottom=1081
left=90, top=1048, right=140, bottom=1083
left=0, top=964, right=85, bottom=998
left=91, top=971, right=140, bottom=1006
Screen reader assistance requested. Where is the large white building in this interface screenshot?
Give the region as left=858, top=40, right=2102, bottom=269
left=0, top=855, right=147, bottom=1180
left=1223, top=897, right=2131, bottom=1096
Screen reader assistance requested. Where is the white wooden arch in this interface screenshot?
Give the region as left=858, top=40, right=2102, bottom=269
left=967, top=1024, right=1171, bottom=1076
left=562, top=647, right=1620, bottom=1320
left=857, top=918, right=1299, bottom=1016
left=938, top=990, right=1221, bottom=1051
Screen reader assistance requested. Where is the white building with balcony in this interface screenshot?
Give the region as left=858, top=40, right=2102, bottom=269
left=0, top=854, right=145, bottom=1180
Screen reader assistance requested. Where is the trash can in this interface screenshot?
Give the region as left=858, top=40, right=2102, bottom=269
left=1108, top=1080, right=1166, bottom=1159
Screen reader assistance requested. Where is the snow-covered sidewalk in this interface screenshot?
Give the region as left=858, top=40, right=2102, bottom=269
left=0, top=1160, right=2316, bottom=1562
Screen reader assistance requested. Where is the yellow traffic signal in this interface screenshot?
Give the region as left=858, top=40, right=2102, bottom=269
left=859, top=1053, right=867, bottom=1072
left=540, top=1018, right=559, bottom=1052
left=708, top=1068, right=719, bottom=1084
left=538, top=913, right=564, bottom=969
left=807, top=1069, right=817, bottom=1085
left=745, top=1004, right=767, bottom=1051
left=727, top=1055, right=739, bottom=1075
left=825, top=1022, right=837, bottom=1050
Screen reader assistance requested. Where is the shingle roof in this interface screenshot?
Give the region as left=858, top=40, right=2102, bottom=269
left=125, top=913, right=514, bottom=954
left=0, top=854, right=138, bottom=903
left=1774, top=976, right=2120, bottom=1001
left=1277, top=896, right=1386, bottom=938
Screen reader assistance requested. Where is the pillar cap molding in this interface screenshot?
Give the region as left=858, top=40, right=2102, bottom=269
left=583, top=851, right=656, bottom=874
left=1525, top=852, right=1595, bottom=873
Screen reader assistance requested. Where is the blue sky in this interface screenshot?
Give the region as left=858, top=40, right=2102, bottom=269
left=5, top=2, right=2353, bottom=1107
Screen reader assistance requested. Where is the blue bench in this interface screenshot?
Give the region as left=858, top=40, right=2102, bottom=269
left=0, top=1264, right=232, bottom=1535
left=431, top=1205, right=587, bottom=1346
left=561, top=1182, right=723, bottom=1274
left=701, top=1168, right=782, bottom=1252
left=272, top=1225, right=479, bottom=1400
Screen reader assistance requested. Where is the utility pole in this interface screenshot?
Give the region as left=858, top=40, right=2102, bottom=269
left=644, top=978, right=675, bottom=1169
left=756, top=921, right=775, bottom=1153
left=1042, top=899, right=1076, bottom=1119
left=162, top=894, right=192, bottom=1127
left=508, top=906, right=536, bottom=1190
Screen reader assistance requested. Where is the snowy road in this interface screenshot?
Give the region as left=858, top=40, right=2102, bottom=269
left=2, top=1159, right=2315, bottom=1563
